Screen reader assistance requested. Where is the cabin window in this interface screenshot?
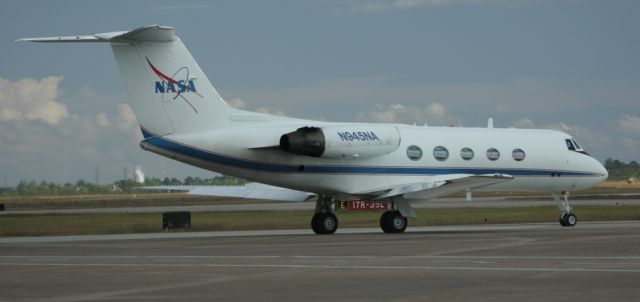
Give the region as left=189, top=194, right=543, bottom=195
left=406, top=145, right=422, bottom=161
left=460, top=148, right=474, bottom=160
left=433, top=146, right=449, bottom=161
left=486, top=148, right=500, bottom=161
left=512, top=148, right=526, bottom=161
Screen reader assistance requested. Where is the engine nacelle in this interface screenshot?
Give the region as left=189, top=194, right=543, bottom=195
left=280, top=125, right=401, bottom=159
left=279, top=127, right=325, bottom=157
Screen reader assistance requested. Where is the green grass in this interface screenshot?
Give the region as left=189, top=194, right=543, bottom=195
left=2, top=205, right=640, bottom=237
left=0, top=193, right=273, bottom=211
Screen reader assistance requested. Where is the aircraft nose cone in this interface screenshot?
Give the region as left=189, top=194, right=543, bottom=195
left=594, top=159, right=608, bottom=183
left=600, top=163, right=609, bottom=182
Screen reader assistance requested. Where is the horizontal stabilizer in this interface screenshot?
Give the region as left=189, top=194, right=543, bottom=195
left=17, top=25, right=175, bottom=43
left=16, top=35, right=103, bottom=43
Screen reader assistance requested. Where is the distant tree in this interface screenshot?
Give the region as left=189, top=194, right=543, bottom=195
left=4, top=174, right=249, bottom=196
left=604, top=158, right=640, bottom=180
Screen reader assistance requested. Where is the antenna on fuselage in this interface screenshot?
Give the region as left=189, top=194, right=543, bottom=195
left=487, top=118, right=494, bottom=128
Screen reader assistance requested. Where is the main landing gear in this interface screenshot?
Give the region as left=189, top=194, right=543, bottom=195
left=380, top=210, right=408, bottom=233
left=311, top=196, right=338, bottom=234
left=310, top=196, right=409, bottom=234
left=553, top=191, right=577, bottom=227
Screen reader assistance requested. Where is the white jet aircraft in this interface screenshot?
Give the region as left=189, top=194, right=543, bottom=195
left=20, top=25, right=608, bottom=234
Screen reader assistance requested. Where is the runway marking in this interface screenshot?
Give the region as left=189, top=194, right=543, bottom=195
left=21, top=275, right=238, bottom=302
left=2, top=255, right=639, bottom=260
left=1, top=262, right=639, bottom=273
left=391, top=256, right=640, bottom=260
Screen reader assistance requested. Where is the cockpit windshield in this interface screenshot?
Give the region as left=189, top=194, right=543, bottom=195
left=572, top=139, right=582, bottom=150
left=566, top=139, right=575, bottom=151
left=565, top=138, right=588, bottom=155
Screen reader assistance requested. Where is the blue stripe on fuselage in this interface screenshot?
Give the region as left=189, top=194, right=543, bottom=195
left=141, top=132, right=599, bottom=177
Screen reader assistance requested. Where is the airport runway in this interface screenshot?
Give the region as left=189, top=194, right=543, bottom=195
left=1, top=221, right=639, bottom=301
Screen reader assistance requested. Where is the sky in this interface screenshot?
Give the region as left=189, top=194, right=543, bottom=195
left=0, top=0, right=639, bottom=186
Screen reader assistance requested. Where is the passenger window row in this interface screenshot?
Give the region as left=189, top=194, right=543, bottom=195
left=406, top=145, right=526, bottom=162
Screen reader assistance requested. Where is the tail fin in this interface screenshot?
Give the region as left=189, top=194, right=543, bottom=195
left=19, top=25, right=231, bottom=136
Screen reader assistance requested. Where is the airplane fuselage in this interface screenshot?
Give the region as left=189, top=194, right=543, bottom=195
left=140, top=120, right=608, bottom=198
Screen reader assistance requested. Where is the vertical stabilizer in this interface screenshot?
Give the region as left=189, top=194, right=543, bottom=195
left=19, top=25, right=232, bottom=136
left=110, top=26, right=231, bottom=136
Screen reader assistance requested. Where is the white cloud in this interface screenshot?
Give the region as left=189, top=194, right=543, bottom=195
left=228, top=98, right=247, bottom=109
left=255, top=107, right=287, bottom=117
left=356, top=102, right=454, bottom=125
left=361, top=104, right=408, bottom=123
left=0, top=76, right=69, bottom=125
left=96, top=113, right=111, bottom=128
left=116, top=103, right=142, bottom=141
left=619, top=115, right=640, bottom=133
left=512, top=117, right=537, bottom=128
left=545, top=122, right=581, bottom=134
left=116, top=103, right=137, bottom=131
left=228, top=97, right=287, bottom=116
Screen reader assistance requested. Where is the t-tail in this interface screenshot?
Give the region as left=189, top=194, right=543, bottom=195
left=18, top=25, right=231, bottom=137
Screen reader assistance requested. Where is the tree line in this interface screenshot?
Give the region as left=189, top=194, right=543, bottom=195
left=0, top=176, right=247, bottom=196
left=604, top=158, right=640, bottom=180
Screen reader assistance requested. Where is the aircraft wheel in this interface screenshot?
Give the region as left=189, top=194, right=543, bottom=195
left=380, top=212, right=388, bottom=233
left=311, top=212, right=338, bottom=234
left=558, top=216, right=567, bottom=227
left=380, top=211, right=407, bottom=233
left=559, top=213, right=577, bottom=227
left=564, top=213, right=577, bottom=227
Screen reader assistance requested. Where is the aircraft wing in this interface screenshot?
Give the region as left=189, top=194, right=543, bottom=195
left=142, top=183, right=316, bottom=202
left=141, top=174, right=511, bottom=204
left=369, top=173, right=514, bottom=201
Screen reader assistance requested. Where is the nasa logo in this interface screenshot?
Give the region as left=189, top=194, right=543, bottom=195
left=146, top=57, right=202, bottom=113
left=337, top=131, right=380, bottom=142
left=154, top=80, right=196, bottom=94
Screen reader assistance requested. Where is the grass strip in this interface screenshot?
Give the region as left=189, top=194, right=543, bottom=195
left=1, top=205, right=639, bottom=237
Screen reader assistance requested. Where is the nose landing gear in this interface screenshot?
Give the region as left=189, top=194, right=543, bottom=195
left=553, top=192, right=577, bottom=227
left=559, top=213, right=577, bottom=227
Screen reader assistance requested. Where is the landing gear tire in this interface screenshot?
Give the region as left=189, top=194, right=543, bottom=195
left=380, top=211, right=408, bottom=233
left=559, top=213, right=577, bottom=227
left=311, top=212, right=338, bottom=234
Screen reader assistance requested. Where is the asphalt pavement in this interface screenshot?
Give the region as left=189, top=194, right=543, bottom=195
left=1, top=221, right=639, bottom=301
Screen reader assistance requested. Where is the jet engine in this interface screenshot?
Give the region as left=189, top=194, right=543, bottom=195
left=279, top=125, right=401, bottom=159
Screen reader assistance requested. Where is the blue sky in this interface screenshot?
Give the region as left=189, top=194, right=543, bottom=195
left=1, top=0, right=638, bottom=185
